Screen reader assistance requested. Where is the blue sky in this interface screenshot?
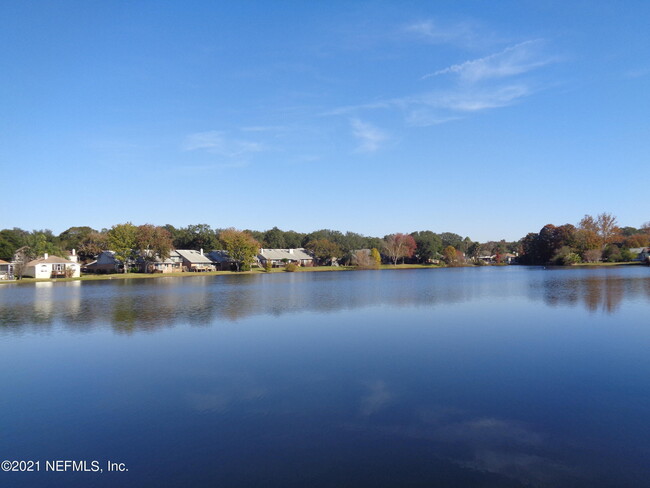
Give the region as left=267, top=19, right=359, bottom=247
left=1, top=1, right=648, bottom=241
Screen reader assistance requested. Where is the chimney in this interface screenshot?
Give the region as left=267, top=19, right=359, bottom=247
left=289, top=248, right=294, bottom=254
left=72, top=248, right=76, bottom=256
left=44, top=253, right=49, bottom=259
left=200, top=248, right=203, bottom=255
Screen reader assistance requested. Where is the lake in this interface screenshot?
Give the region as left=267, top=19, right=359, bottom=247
left=1, top=266, right=650, bottom=487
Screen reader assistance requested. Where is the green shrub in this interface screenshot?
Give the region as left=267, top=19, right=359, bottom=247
left=264, top=261, right=273, bottom=272
left=285, top=263, right=298, bottom=272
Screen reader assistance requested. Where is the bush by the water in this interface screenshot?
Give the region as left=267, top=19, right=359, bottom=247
left=284, top=263, right=298, bottom=272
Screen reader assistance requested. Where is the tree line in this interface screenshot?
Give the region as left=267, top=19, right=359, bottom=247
left=2, top=213, right=646, bottom=272
left=0, top=224, right=485, bottom=269
left=519, top=213, right=650, bottom=265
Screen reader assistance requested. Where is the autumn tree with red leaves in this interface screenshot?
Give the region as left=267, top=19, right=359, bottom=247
left=383, top=233, right=417, bottom=265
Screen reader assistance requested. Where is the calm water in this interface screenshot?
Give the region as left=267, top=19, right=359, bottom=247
left=1, top=266, right=650, bottom=487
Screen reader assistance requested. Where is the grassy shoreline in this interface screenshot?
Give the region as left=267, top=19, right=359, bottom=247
left=2, top=263, right=443, bottom=285
left=0, top=261, right=644, bottom=285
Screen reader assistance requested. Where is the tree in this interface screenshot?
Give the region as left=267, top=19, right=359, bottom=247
left=107, top=223, right=138, bottom=273
left=0, top=228, right=29, bottom=260
left=174, top=224, right=218, bottom=250
left=262, top=227, right=287, bottom=248
left=136, top=224, right=173, bottom=270
left=351, top=250, right=374, bottom=268
left=219, top=228, right=260, bottom=272
left=582, top=249, right=602, bottom=263
left=305, top=238, right=341, bottom=265
left=58, top=226, right=96, bottom=251
left=466, top=242, right=481, bottom=261
left=411, top=231, right=442, bottom=263
left=12, top=246, right=33, bottom=279
left=383, top=233, right=417, bottom=265
left=579, top=213, right=620, bottom=248
left=442, top=245, right=458, bottom=265
left=78, top=231, right=108, bottom=261
left=371, top=248, right=382, bottom=266
left=624, top=234, right=650, bottom=248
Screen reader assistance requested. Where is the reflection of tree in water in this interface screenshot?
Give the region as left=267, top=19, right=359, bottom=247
left=0, top=271, right=483, bottom=334
left=537, top=272, right=650, bottom=314
left=2, top=269, right=648, bottom=333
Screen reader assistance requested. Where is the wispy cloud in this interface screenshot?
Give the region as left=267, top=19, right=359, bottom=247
left=424, top=40, right=551, bottom=82
left=351, top=119, right=388, bottom=152
left=328, top=37, right=554, bottom=128
left=183, top=130, right=265, bottom=157
left=623, top=66, right=650, bottom=79
left=403, top=19, right=486, bottom=49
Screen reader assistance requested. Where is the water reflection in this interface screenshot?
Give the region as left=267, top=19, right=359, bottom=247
left=1, top=268, right=649, bottom=334
left=534, top=268, right=650, bottom=314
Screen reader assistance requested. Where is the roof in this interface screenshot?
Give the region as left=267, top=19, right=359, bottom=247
left=26, top=255, right=73, bottom=266
left=629, top=247, right=650, bottom=253
left=207, top=250, right=235, bottom=263
left=258, top=248, right=313, bottom=261
left=175, top=249, right=214, bottom=264
left=136, top=250, right=182, bottom=264
left=0, top=259, right=9, bottom=265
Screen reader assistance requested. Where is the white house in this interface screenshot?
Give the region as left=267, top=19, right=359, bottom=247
left=23, top=253, right=80, bottom=279
left=0, top=259, right=14, bottom=280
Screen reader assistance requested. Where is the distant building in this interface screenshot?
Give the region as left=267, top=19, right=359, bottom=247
left=23, top=253, right=80, bottom=279
left=258, top=248, right=314, bottom=267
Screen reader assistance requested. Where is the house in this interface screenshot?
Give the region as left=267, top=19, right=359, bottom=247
left=629, top=247, right=650, bottom=262
left=258, top=248, right=314, bottom=268
left=137, top=250, right=183, bottom=273
left=0, top=259, right=14, bottom=280
left=206, top=250, right=237, bottom=271
left=85, top=251, right=123, bottom=273
left=176, top=249, right=216, bottom=272
left=23, top=253, right=80, bottom=278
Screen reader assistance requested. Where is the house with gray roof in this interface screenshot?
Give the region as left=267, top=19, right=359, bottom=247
left=85, top=251, right=124, bottom=273
left=258, top=248, right=314, bottom=268
left=206, top=250, right=236, bottom=271
left=629, top=247, right=650, bottom=262
left=137, top=250, right=183, bottom=273
left=176, top=249, right=216, bottom=272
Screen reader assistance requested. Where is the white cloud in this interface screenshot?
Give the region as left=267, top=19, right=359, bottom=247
left=424, top=40, right=551, bottom=83
left=350, top=119, right=388, bottom=152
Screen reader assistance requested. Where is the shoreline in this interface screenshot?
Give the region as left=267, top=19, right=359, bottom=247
left=0, top=261, right=645, bottom=286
